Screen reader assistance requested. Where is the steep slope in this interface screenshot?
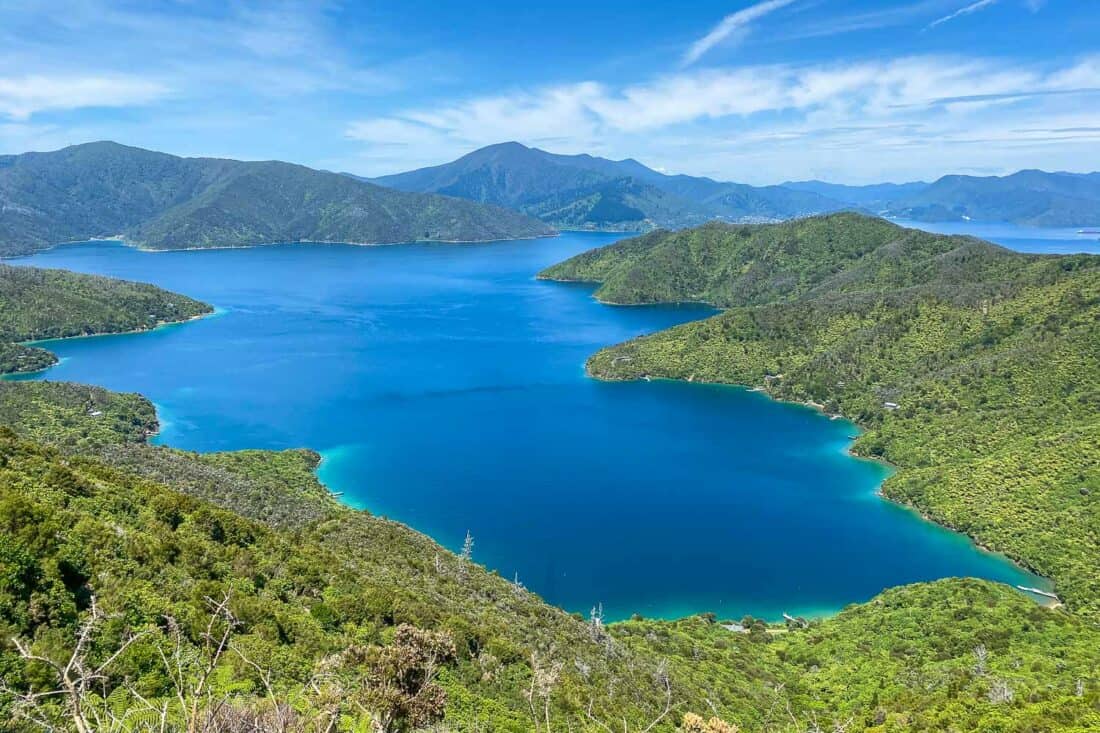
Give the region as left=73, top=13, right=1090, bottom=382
left=0, top=141, right=554, bottom=256
left=884, top=169, right=1100, bottom=226
left=0, top=263, right=212, bottom=374
left=539, top=212, right=1036, bottom=306
left=544, top=214, right=1100, bottom=621
left=372, top=142, right=848, bottom=231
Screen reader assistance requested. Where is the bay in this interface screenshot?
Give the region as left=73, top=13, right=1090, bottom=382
left=11, top=231, right=1043, bottom=620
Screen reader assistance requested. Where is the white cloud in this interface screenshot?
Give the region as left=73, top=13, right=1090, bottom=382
left=0, top=75, right=168, bottom=120
left=927, top=0, right=999, bottom=29
left=345, top=55, right=1100, bottom=182
left=683, top=0, right=798, bottom=67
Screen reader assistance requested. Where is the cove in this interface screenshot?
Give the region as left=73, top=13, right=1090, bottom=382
left=10, top=232, right=1044, bottom=621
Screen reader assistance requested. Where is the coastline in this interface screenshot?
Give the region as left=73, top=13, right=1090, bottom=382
left=1, top=231, right=560, bottom=260
left=23, top=309, right=218, bottom=348
left=587, top=364, right=1059, bottom=605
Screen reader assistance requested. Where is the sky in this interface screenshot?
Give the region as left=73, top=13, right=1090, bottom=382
left=0, top=0, right=1098, bottom=184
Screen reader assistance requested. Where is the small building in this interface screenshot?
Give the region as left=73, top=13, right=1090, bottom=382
left=883, top=402, right=899, bottom=411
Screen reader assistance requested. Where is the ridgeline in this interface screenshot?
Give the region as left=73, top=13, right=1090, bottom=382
left=0, top=142, right=555, bottom=256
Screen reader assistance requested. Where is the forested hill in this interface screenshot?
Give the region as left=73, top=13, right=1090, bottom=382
left=545, top=214, right=1100, bottom=623
left=0, top=263, right=211, bottom=374
left=371, top=141, right=848, bottom=231
left=0, top=141, right=554, bottom=256
left=537, top=212, right=1045, bottom=306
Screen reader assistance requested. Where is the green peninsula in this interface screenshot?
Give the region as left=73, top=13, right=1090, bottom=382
left=542, top=213, right=1100, bottom=622
left=0, top=263, right=212, bottom=374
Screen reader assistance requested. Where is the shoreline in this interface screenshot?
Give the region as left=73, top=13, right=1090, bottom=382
left=1, top=232, right=560, bottom=260
left=22, top=309, right=217, bottom=348
left=588, top=365, right=1059, bottom=604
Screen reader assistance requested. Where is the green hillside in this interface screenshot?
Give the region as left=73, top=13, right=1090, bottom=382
left=372, top=142, right=848, bottom=232
left=3, top=380, right=1099, bottom=731
left=545, top=214, right=1100, bottom=622
left=4, top=240, right=1100, bottom=730
left=0, top=142, right=554, bottom=256
left=0, top=264, right=212, bottom=375
left=537, top=213, right=1050, bottom=306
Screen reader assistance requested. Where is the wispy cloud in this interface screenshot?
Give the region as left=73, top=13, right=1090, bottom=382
left=0, top=75, right=168, bottom=120
left=927, top=0, right=999, bottom=29
left=682, top=0, right=797, bottom=67
left=346, top=55, right=1100, bottom=181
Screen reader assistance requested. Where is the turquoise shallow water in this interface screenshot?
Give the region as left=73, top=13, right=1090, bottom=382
left=10, top=231, right=1045, bottom=620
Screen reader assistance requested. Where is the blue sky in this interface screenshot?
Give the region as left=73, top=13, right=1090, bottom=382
left=0, top=0, right=1097, bottom=184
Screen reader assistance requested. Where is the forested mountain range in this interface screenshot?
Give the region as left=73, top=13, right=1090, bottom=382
left=0, top=142, right=554, bottom=256
left=372, top=142, right=1100, bottom=230
left=369, top=142, right=850, bottom=231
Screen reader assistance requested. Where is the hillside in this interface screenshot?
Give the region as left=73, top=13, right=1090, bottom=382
left=538, top=212, right=1040, bottom=306
left=0, top=263, right=212, bottom=374
left=3, top=381, right=1099, bottom=731
left=781, top=171, right=1100, bottom=226
left=0, top=142, right=554, bottom=256
left=543, top=214, right=1100, bottom=622
left=371, top=142, right=848, bottom=231
left=782, top=180, right=930, bottom=210
left=882, top=170, right=1100, bottom=227
left=2, top=261, right=1100, bottom=729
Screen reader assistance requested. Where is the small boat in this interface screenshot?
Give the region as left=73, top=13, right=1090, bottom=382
left=1077, top=229, right=1100, bottom=234
left=1016, top=584, right=1059, bottom=600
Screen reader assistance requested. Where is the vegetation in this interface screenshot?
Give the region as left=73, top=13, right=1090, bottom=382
left=0, top=343, right=55, bottom=375
left=3, top=380, right=1099, bottom=731
left=0, top=263, right=212, bottom=375
left=544, top=213, right=1100, bottom=622
left=4, top=228, right=1100, bottom=730
left=619, top=580, right=1100, bottom=732
left=881, top=170, right=1100, bottom=227
left=0, top=141, right=554, bottom=256
left=373, top=142, right=847, bottom=232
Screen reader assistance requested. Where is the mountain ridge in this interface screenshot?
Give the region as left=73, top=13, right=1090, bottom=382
left=0, top=141, right=555, bottom=256
left=371, top=141, right=851, bottom=231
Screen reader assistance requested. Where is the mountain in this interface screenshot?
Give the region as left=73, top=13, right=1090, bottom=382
left=782, top=179, right=930, bottom=209
left=882, top=169, right=1100, bottom=226
left=543, top=212, right=1100, bottom=622
left=782, top=170, right=1100, bottom=226
left=0, top=263, right=212, bottom=374
left=370, top=142, right=850, bottom=231
left=538, top=211, right=1031, bottom=306
left=0, top=141, right=554, bottom=256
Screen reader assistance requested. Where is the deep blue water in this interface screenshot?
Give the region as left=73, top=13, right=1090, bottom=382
left=10, top=232, right=1044, bottom=620
left=893, top=219, right=1100, bottom=254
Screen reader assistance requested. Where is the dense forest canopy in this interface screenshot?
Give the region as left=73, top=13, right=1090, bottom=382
left=0, top=264, right=212, bottom=375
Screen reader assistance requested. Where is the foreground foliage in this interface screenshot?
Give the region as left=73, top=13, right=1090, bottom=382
left=2, top=378, right=1098, bottom=731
